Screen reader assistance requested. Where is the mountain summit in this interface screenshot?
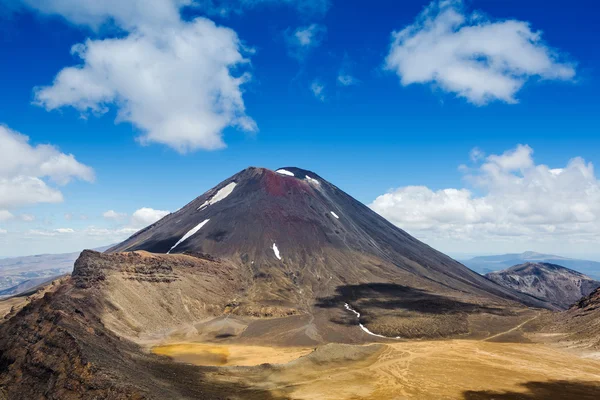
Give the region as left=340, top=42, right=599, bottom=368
left=111, top=167, right=549, bottom=321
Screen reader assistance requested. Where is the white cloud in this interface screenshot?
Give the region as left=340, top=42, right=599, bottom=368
left=19, top=214, right=35, bottom=222
left=310, top=80, right=325, bottom=101
left=370, top=145, right=600, bottom=252
left=104, top=207, right=167, bottom=228
left=385, top=0, right=575, bottom=105
left=103, top=210, right=127, bottom=221
left=11, top=206, right=168, bottom=255
left=130, top=207, right=170, bottom=228
left=285, top=24, right=326, bottom=59
left=83, top=226, right=139, bottom=237
left=0, top=125, right=94, bottom=185
left=0, top=210, right=14, bottom=221
left=20, top=0, right=191, bottom=31
left=27, top=229, right=58, bottom=237
left=24, top=1, right=256, bottom=153
left=55, top=228, right=75, bottom=234
left=0, top=125, right=94, bottom=216
left=64, top=213, right=88, bottom=221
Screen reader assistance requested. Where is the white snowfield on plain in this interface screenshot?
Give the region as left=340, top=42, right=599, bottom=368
left=198, top=182, right=237, bottom=210
left=272, top=243, right=282, bottom=260
left=276, top=169, right=295, bottom=176
left=331, top=211, right=340, bottom=219
left=344, top=303, right=400, bottom=339
left=168, top=219, right=210, bottom=254
left=305, top=176, right=320, bottom=185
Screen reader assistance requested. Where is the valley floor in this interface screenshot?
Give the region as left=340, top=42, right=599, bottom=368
left=152, top=339, right=600, bottom=399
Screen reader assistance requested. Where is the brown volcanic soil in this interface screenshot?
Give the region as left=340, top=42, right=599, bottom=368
left=157, top=341, right=600, bottom=399
left=530, top=287, right=600, bottom=352
left=0, top=251, right=282, bottom=399
left=0, top=250, right=597, bottom=399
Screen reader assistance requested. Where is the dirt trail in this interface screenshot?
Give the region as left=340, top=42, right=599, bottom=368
left=482, top=312, right=540, bottom=342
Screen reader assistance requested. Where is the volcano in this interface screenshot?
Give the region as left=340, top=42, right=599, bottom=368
left=109, top=167, right=551, bottom=333
left=0, top=167, right=555, bottom=399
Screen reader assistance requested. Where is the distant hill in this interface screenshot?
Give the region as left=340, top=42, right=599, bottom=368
left=461, top=251, right=600, bottom=279
left=0, top=245, right=112, bottom=293
left=0, top=274, right=68, bottom=299
left=485, top=262, right=600, bottom=310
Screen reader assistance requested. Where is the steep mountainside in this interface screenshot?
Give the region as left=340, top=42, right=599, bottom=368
left=486, top=262, right=600, bottom=310
left=110, top=167, right=547, bottom=313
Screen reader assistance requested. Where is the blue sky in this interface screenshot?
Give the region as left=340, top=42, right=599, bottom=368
left=0, top=0, right=599, bottom=258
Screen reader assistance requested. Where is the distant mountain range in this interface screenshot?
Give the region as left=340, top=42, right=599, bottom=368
left=485, top=262, right=600, bottom=310
left=0, top=245, right=112, bottom=297
left=461, top=251, right=600, bottom=279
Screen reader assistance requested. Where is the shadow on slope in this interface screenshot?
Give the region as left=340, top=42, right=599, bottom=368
left=316, top=283, right=509, bottom=315
left=316, top=283, right=515, bottom=338
left=463, top=380, right=600, bottom=399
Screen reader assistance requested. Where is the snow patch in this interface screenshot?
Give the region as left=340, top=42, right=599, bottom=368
left=168, top=219, right=210, bottom=254
left=276, top=169, right=294, bottom=177
left=198, top=182, right=237, bottom=210
left=305, top=176, right=320, bottom=185
left=330, top=211, right=339, bottom=219
left=272, top=243, right=282, bottom=260
left=344, top=303, right=400, bottom=339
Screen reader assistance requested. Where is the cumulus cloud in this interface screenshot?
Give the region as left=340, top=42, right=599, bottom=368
left=130, top=207, right=170, bottom=228
left=103, top=210, right=127, bottom=221
left=23, top=0, right=256, bottom=153
left=370, top=145, right=600, bottom=248
left=17, top=207, right=169, bottom=251
left=20, top=0, right=190, bottom=31
left=0, top=125, right=94, bottom=216
left=285, top=24, right=326, bottom=59
left=104, top=207, right=169, bottom=229
left=385, top=0, right=575, bottom=105
left=310, top=80, right=325, bottom=101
